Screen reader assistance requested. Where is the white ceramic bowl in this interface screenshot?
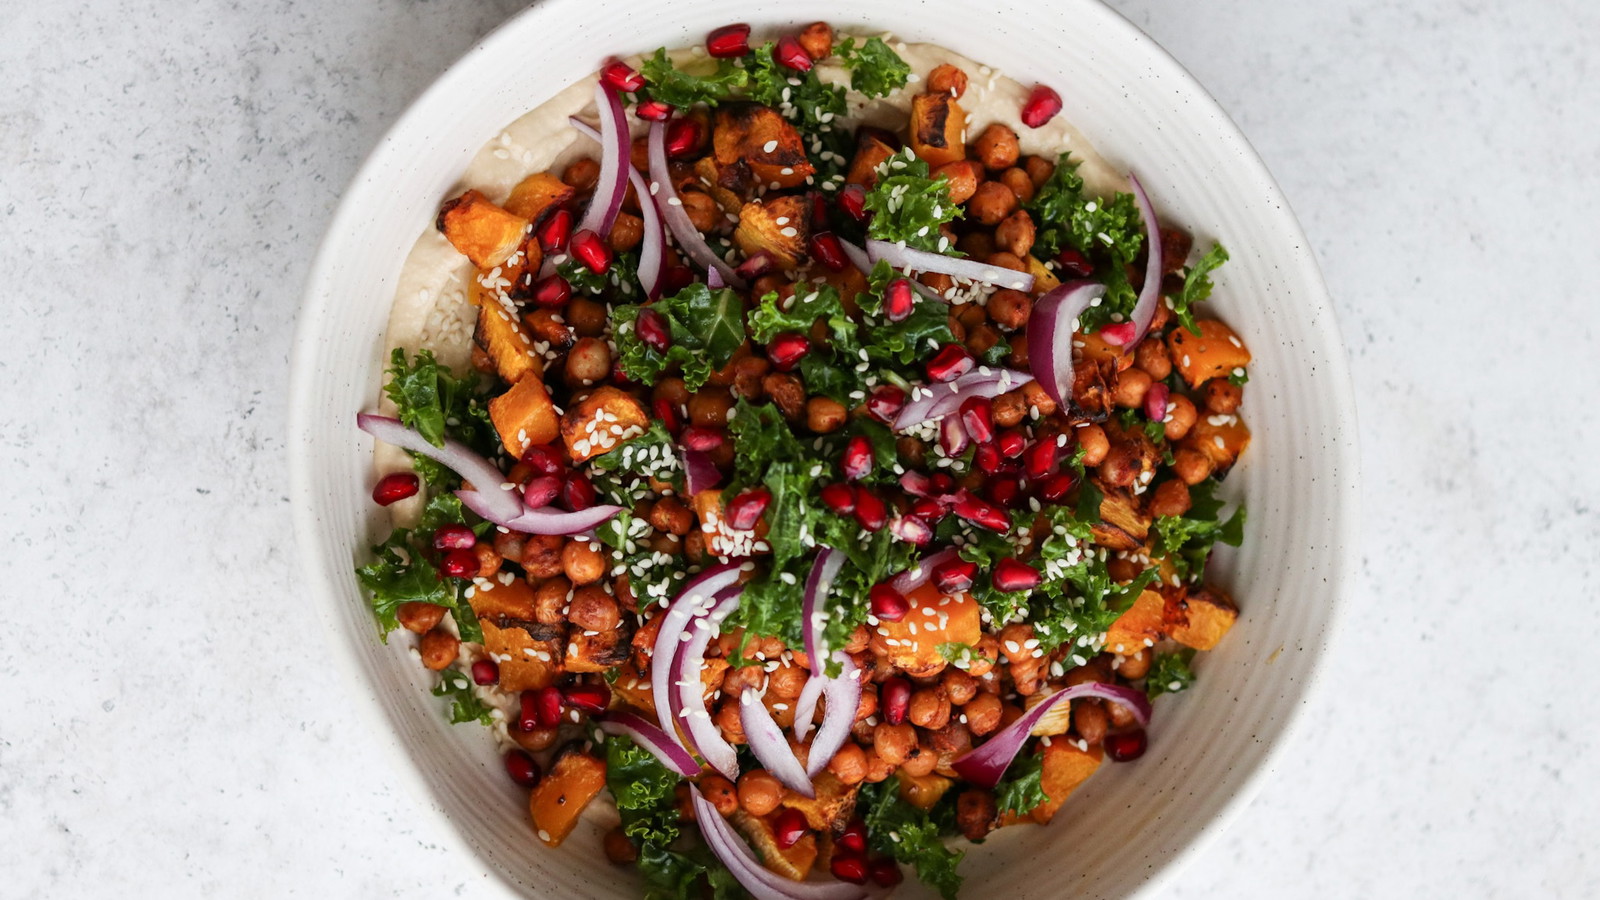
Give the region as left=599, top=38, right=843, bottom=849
left=290, top=1, right=1359, bottom=897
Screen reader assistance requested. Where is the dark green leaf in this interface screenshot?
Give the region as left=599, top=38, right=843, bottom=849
left=994, top=752, right=1046, bottom=817
left=863, top=150, right=963, bottom=252
left=382, top=348, right=495, bottom=487
left=1170, top=243, right=1229, bottom=335
left=835, top=36, right=911, bottom=97
left=858, top=779, right=964, bottom=899
left=640, top=48, right=748, bottom=107
left=1147, top=648, right=1198, bottom=699
left=431, top=667, right=495, bottom=725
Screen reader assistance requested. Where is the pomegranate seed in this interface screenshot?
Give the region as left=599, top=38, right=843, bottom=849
left=933, top=558, right=977, bottom=593
left=440, top=547, right=480, bottom=578
left=372, top=472, right=419, bottom=506
left=993, top=557, right=1042, bottom=592
left=880, top=678, right=911, bottom=725
left=665, top=117, right=701, bottom=159
left=837, top=183, right=867, bottom=221
left=537, top=208, right=572, bottom=253
left=870, top=858, right=903, bottom=887
left=652, top=397, right=682, bottom=436
left=841, top=435, right=874, bottom=481
left=768, top=333, right=810, bottom=371
left=515, top=694, right=538, bottom=732
left=521, top=444, right=565, bottom=475
left=635, top=98, right=673, bottom=121
left=600, top=61, right=645, bottom=93
left=926, top=343, right=973, bottom=382
left=773, top=808, right=809, bottom=849
left=433, top=523, right=476, bottom=550
left=959, top=396, right=995, bottom=444
left=505, top=750, right=541, bottom=788
left=830, top=853, right=868, bottom=885
left=1105, top=729, right=1149, bottom=761
left=899, top=470, right=931, bottom=497
left=889, top=515, right=933, bottom=546
left=705, top=23, right=751, bottom=58
left=1100, top=322, right=1138, bottom=346
left=997, top=428, right=1027, bottom=459
left=680, top=426, right=724, bottom=451
left=471, top=659, right=500, bottom=685
left=939, top=415, right=970, bottom=457
left=808, top=192, right=831, bottom=233
left=726, top=487, right=771, bottom=530
left=987, top=475, right=1023, bottom=508
left=908, top=497, right=946, bottom=524
left=1024, top=439, right=1059, bottom=480
left=853, top=488, right=888, bottom=531
left=809, top=231, right=847, bottom=271
left=524, top=687, right=563, bottom=729
left=1145, top=382, right=1171, bottom=423
left=661, top=264, right=695, bottom=293
left=820, top=482, right=857, bottom=515
left=954, top=490, right=1009, bottom=532
left=929, top=472, right=956, bottom=494
left=571, top=229, right=611, bottom=274
left=636, top=308, right=672, bottom=351
left=882, top=277, right=915, bottom=323
left=520, top=474, right=559, bottom=508
left=562, top=472, right=596, bottom=511
left=1057, top=248, right=1093, bottom=277
left=1020, top=84, right=1063, bottom=128
left=773, top=35, right=813, bottom=72
left=866, top=385, right=906, bottom=423
left=531, top=274, right=572, bottom=308
left=974, top=441, right=1002, bottom=475
left=735, top=250, right=776, bottom=282
left=1038, top=472, right=1077, bottom=503
left=563, top=681, right=611, bottom=714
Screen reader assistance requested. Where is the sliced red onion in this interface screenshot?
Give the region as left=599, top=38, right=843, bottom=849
left=792, top=675, right=825, bottom=742
left=1026, top=280, right=1104, bottom=407
left=455, top=490, right=622, bottom=535
left=836, top=236, right=872, bottom=274
left=675, top=587, right=744, bottom=779
left=867, top=239, right=1034, bottom=292
left=691, top=792, right=867, bottom=900
left=577, top=83, right=629, bottom=238
left=951, top=682, right=1152, bottom=788
left=567, top=116, right=663, bottom=299
left=889, top=546, right=959, bottom=594
left=356, top=414, right=520, bottom=522
left=892, top=368, right=1034, bottom=432
left=801, top=548, right=845, bottom=672
left=648, top=120, right=743, bottom=288
left=707, top=266, right=726, bottom=289
left=1108, top=171, right=1163, bottom=347
left=598, top=711, right=699, bottom=778
left=804, top=653, right=862, bottom=778
left=739, top=688, right=814, bottom=798
left=649, top=562, right=745, bottom=752
left=682, top=447, right=721, bottom=495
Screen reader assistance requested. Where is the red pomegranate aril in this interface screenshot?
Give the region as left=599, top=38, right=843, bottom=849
left=870, top=858, right=904, bottom=888
left=521, top=474, right=561, bottom=508
left=1057, top=248, right=1093, bottom=277
left=521, top=443, right=565, bottom=475
left=880, top=678, right=911, bottom=725
left=908, top=497, right=946, bottom=523
left=653, top=397, right=682, bottom=436
left=889, top=515, right=933, bottom=546
left=504, top=750, right=541, bottom=788
left=853, top=488, right=888, bottom=531
left=661, top=264, right=695, bottom=294
left=1145, top=381, right=1171, bottom=422
left=531, top=274, right=572, bottom=309
left=899, top=470, right=931, bottom=497
left=735, top=249, right=777, bottom=281
left=635, top=98, right=673, bottom=121
left=562, top=473, right=596, bottom=511
left=927, top=343, right=974, bottom=382
left=537, top=208, right=572, bottom=253
left=993, top=557, right=1042, bottom=592
left=571, top=229, right=612, bottom=274
left=809, top=231, right=847, bottom=271
left=939, top=415, right=970, bottom=457
left=974, top=441, right=1002, bottom=475
left=1105, top=729, right=1149, bottom=762
left=841, top=434, right=874, bottom=481
left=433, top=523, right=477, bottom=550
left=808, top=192, right=831, bottom=232
left=1038, top=472, right=1077, bottom=503
left=768, top=333, right=810, bottom=371
left=960, top=396, right=995, bottom=444
left=837, top=819, right=868, bottom=854
left=705, top=23, right=751, bottom=58
left=883, top=277, right=915, bottom=323
left=866, top=384, right=907, bottom=422
left=1020, top=83, right=1063, bottom=128
left=440, top=547, right=480, bottom=578
left=665, top=117, right=701, bottom=159
left=830, top=853, right=868, bottom=885
left=1100, top=321, right=1138, bottom=346
left=820, top=482, right=857, bottom=514
left=371, top=472, right=419, bottom=506
left=773, top=808, right=809, bottom=849
left=680, top=425, right=724, bottom=451
left=954, top=490, right=1009, bottom=532
left=600, top=61, right=646, bottom=93
left=996, top=428, right=1027, bottom=459
left=471, top=659, right=500, bottom=686
left=1024, top=439, right=1059, bottom=480
left=837, top=183, right=868, bottom=222
left=727, top=487, right=771, bottom=530
left=563, top=681, right=612, bottom=714
left=929, top=472, right=956, bottom=494
left=987, top=475, right=1023, bottom=509
left=525, top=687, right=564, bottom=729
left=636, top=308, right=672, bottom=351
left=933, top=558, right=977, bottom=593
left=773, top=35, right=813, bottom=72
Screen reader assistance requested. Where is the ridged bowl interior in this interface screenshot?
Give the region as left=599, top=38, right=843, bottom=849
left=289, top=1, right=1359, bottom=897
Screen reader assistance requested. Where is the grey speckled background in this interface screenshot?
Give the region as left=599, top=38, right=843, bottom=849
left=2, top=0, right=1596, bottom=897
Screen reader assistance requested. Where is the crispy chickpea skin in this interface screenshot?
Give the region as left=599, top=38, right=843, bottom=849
left=899, top=741, right=938, bottom=777
left=715, top=697, right=745, bottom=743
left=941, top=668, right=979, bottom=706
left=1173, top=448, right=1214, bottom=485
left=1204, top=379, right=1244, bottom=414
left=968, top=181, right=1018, bottom=226
left=927, top=63, right=968, bottom=97
left=956, top=790, right=998, bottom=841
left=561, top=540, right=607, bottom=586
left=397, top=602, right=447, bottom=634
left=1075, top=423, right=1110, bottom=466
left=828, top=743, right=869, bottom=785
left=872, top=722, right=917, bottom=766
left=1135, top=336, right=1173, bottom=381
left=1023, top=154, right=1055, bottom=187
left=864, top=753, right=893, bottom=783
left=908, top=687, right=952, bottom=730
left=603, top=827, right=638, bottom=864
left=680, top=189, right=720, bottom=233
left=962, top=692, right=1003, bottom=736
left=562, top=157, right=600, bottom=192
left=1164, top=394, right=1198, bottom=441
left=737, top=770, right=783, bottom=816
left=1073, top=699, right=1109, bottom=744
left=418, top=628, right=458, bottom=670
left=648, top=495, right=693, bottom=535
left=1112, top=366, right=1153, bottom=409
left=806, top=396, right=848, bottom=433
left=1148, top=479, right=1192, bottom=518
left=986, top=288, right=1032, bottom=331
left=762, top=373, right=806, bottom=420
left=973, top=123, right=1020, bottom=171
left=568, top=583, right=620, bottom=631
left=700, top=775, right=739, bottom=816
left=472, top=543, right=503, bottom=579
left=992, top=391, right=1027, bottom=428
left=511, top=724, right=559, bottom=752
left=608, top=212, right=643, bottom=252
left=1021, top=380, right=1057, bottom=417
left=994, top=209, right=1036, bottom=258
left=767, top=664, right=808, bottom=699
left=688, top=389, right=734, bottom=428
left=564, top=337, right=612, bottom=387
left=1115, top=648, right=1153, bottom=680
left=933, top=160, right=979, bottom=205
left=998, top=167, right=1035, bottom=203
left=797, top=21, right=833, bottom=59
left=522, top=534, right=565, bottom=578
left=566, top=298, right=608, bottom=337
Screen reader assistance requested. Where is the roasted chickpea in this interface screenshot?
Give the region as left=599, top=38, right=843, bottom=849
left=992, top=391, right=1027, bottom=428
left=863, top=752, right=893, bottom=783
left=700, top=774, right=739, bottom=816
left=872, top=722, right=917, bottom=766
left=564, top=337, right=612, bottom=387
left=512, top=724, right=559, bottom=752
left=1075, top=423, right=1110, bottom=466
left=998, top=167, right=1035, bottom=203
left=1006, top=332, right=1029, bottom=368
left=768, top=664, right=807, bottom=699
left=752, top=274, right=794, bottom=300
left=956, top=790, right=998, bottom=841
left=994, top=209, right=1036, bottom=258
left=966, top=323, right=1001, bottom=358
left=968, top=180, right=1017, bottom=226
left=674, top=784, right=697, bottom=822
left=806, top=396, right=848, bottom=433
left=1098, top=441, right=1140, bottom=488
left=762, top=373, right=806, bottom=420
left=680, top=189, right=720, bottom=233
left=1011, top=657, right=1047, bottom=696
left=1073, top=699, right=1109, bottom=744
left=532, top=576, right=570, bottom=624
left=797, top=21, right=833, bottom=59
left=1023, top=154, right=1055, bottom=187
left=648, top=495, right=693, bottom=536
left=1164, top=394, right=1198, bottom=441
left=895, top=435, right=927, bottom=469
left=828, top=743, right=868, bottom=785
left=941, top=668, right=979, bottom=706
left=645, top=529, right=682, bottom=557
left=1173, top=447, right=1214, bottom=485
left=1112, top=366, right=1153, bottom=409
left=1065, top=655, right=1113, bottom=687
left=566, top=297, right=608, bottom=337
left=963, top=692, right=1003, bottom=736
left=522, top=533, right=565, bottom=578
left=731, top=354, right=770, bottom=400
left=1115, top=648, right=1153, bottom=680
left=946, top=315, right=966, bottom=343
left=472, top=543, right=503, bottom=580
left=653, top=376, right=690, bottom=411
left=603, top=826, right=638, bottom=864
left=568, top=583, right=620, bottom=631
left=973, top=123, right=1020, bottom=171
left=1133, top=337, right=1172, bottom=382
left=561, top=539, right=607, bottom=586
left=715, top=696, right=745, bottom=743
left=908, top=687, right=951, bottom=730
left=955, top=230, right=994, bottom=259
left=986, top=251, right=1027, bottom=274
left=562, top=157, right=600, bottom=192
left=721, top=664, right=766, bottom=697
left=900, top=741, right=938, bottom=777
left=844, top=624, right=871, bottom=655
left=927, top=63, right=968, bottom=97
left=418, top=628, right=459, bottom=670
left=1021, top=380, right=1057, bottom=417
left=737, top=770, right=783, bottom=816
left=687, top=389, right=734, bottom=428
left=397, top=602, right=447, bottom=635
left=608, top=212, right=643, bottom=252
left=1148, top=479, right=1192, bottom=518
left=1160, top=226, right=1194, bottom=274
left=986, top=288, right=1032, bottom=331
left=1204, top=379, right=1243, bottom=414
left=683, top=530, right=707, bottom=564
left=932, top=159, right=979, bottom=205
left=854, top=683, right=879, bottom=722
left=967, top=634, right=1001, bottom=678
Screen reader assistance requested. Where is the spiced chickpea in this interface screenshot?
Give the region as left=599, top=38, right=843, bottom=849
left=768, top=664, right=808, bottom=699
left=956, top=790, right=998, bottom=841
left=568, top=583, right=620, bottom=631
left=1173, top=448, right=1214, bottom=485
left=680, top=189, right=720, bottom=233
left=872, top=722, right=917, bottom=766
left=511, top=724, right=559, bottom=752
left=919, top=271, right=955, bottom=295
left=1115, top=648, right=1153, bottom=680
left=684, top=530, right=707, bottom=564
left=967, top=634, right=1001, bottom=677
left=908, top=687, right=951, bottom=730
left=1098, top=442, right=1141, bottom=488
left=998, top=167, right=1035, bottom=203
left=1106, top=556, right=1141, bottom=583
left=1112, top=366, right=1153, bottom=409
left=895, top=435, right=927, bottom=469
left=561, top=540, right=607, bottom=587
left=533, top=576, right=570, bottom=625
left=994, top=209, right=1036, bottom=258
left=1011, top=657, right=1047, bottom=696
left=522, top=533, right=565, bottom=578
left=1065, top=655, right=1114, bottom=687
left=966, top=323, right=1001, bottom=358
left=1073, top=699, right=1109, bottom=744
left=1021, top=380, right=1057, bottom=417
left=1107, top=697, right=1138, bottom=728
left=1163, top=394, right=1198, bottom=441
left=941, top=668, right=979, bottom=706
left=715, top=697, right=745, bottom=743
left=653, top=376, right=690, bottom=411
left=751, top=273, right=793, bottom=299
left=854, top=684, right=879, bottom=722
left=844, top=624, right=871, bottom=655
left=1134, top=336, right=1172, bottom=381
left=472, top=542, right=503, bottom=579
left=629, top=136, right=651, bottom=174
left=1160, top=226, right=1194, bottom=274
left=932, top=160, right=979, bottom=205
left=899, top=742, right=938, bottom=777
left=992, top=391, right=1027, bottom=429
left=603, top=827, right=638, bottom=864
left=1148, top=479, right=1192, bottom=518
left=806, top=396, right=848, bottom=433
left=418, top=628, right=458, bottom=671
left=562, top=157, right=600, bottom=192
left=731, top=354, right=770, bottom=400
left=968, top=181, right=1018, bottom=226
left=863, top=752, right=892, bottom=783
left=397, top=602, right=447, bottom=634
left=1023, top=154, right=1055, bottom=187
left=955, top=302, right=987, bottom=330
left=737, top=770, right=783, bottom=816
left=674, top=784, right=697, bottom=822
left=926, top=63, right=968, bottom=98
left=956, top=230, right=994, bottom=259
left=946, top=315, right=966, bottom=343
left=998, top=624, right=1035, bottom=664
left=972, top=123, right=1020, bottom=171
left=687, top=389, right=734, bottom=428
left=564, top=337, right=612, bottom=387
left=986, top=289, right=1032, bottom=331
left=566, top=298, right=608, bottom=337
left=762, top=373, right=806, bottom=420
left=828, top=743, right=868, bottom=785
left=1204, top=379, right=1243, bottom=414
left=700, top=774, right=739, bottom=816
left=986, top=251, right=1027, bottom=274
left=963, top=692, right=1003, bottom=736
left=722, top=664, right=765, bottom=696
left=1075, top=423, right=1110, bottom=466
left=1006, top=332, right=1029, bottom=368
left=608, top=212, right=643, bottom=252
left=797, top=21, right=833, bottom=59
left=648, top=495, right=693, bottom=536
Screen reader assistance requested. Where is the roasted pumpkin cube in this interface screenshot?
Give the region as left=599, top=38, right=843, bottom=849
left=691, top=489, right=771, bottom=558
left=1023, top=686, right=1075, bottom=737
left=1183, top=412, right=1252, bottom=473
left=610, top=661, right=655, bottom=717
left=503, top=172, right=575, bottom=223
left=529, top=749, right=607, bottom=846
left=1031, top=740, right=1103, bottom=824
left=733, top=811, right=818, bottom=881
left=1167, top=319, right=1251, bottom=388
left=734, top=196, right=809, bottom=270
left=713, top=102, right=814, bottom=192
left=869, top=582, right=981, bottom=678
left=565, top=624, right=631, bottom=673
left=781, top=772, right=859, bottom=833
left=1165, top=585, right=1238, bottom=651
left=1091, top=483, right=1150, bottom=551
left=844, top=132, right=898, bottom=188
left=474, top=296, right=542, bottom=385
left=907, top=93, right=966, bottom=168
left=467, top=574, right=537, bottom=622
left=489, top=374, right=561, bottom=459
left=437, top=189, right=530, bottom=268
left=897, top=771, right=954, bottom=811
left=1026, top=255, right=1060, bottom=294
left=560, top=386, right=649, bottom=463
left=1075, top=331, right=1133, bottom=370
left=812, top=260, right=870, bottom=312
left=481, top=619, right=563, bottom=693
left=693, top=156, right=746, bottom=215
left=1103, top=589, right=1166, bottom=656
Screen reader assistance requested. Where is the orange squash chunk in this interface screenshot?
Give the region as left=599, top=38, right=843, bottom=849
left=1103, top=588, right=1166, bottom=656
left=733, top=811, right=818, bottom=880
left=1183, top=413, right=1252, bottom=472
left=480, top=619, right=562, bottom=692
left=560, top=386, right=649, bottom=463
left=691, top=489, right=771, bottom=558
left=1167, top=319, right=1251, bottom=388
left=907, top=93, right=967, bottom=168
left=869, top=582, right=981, bottom=678
left=1165, top=585, right=1238, bottom=651
left=845, top=132, right=898, bottom=188
left=897, top=771, right=955, bottom=811
left=1032, top=740, right=1103, bottom=824
left=503, top=172, right=574, bottom=223
left=529, top=750, right=607, bottom=846
left=489, top=374, right=561, bottom=458
left=437, top=189, right=530, bottom=268
left=474, top=296, right=542, bottom=385
left=713, top=103, right=814, bottom=191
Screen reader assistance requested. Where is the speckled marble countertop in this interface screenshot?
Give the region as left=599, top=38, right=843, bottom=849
left=2, top=1, right=1596, bottom=896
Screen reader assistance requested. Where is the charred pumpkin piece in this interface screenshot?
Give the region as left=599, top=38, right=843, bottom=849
left=488, top=374, right=561, bottom=458
left=1167, top=319, right=1251, bottom=388
left=1165, top=584, right=1239, bottom=651
left=1025, top=255, right=1060, bottom=294
left=482, top=619, right=564, bottom=692
left=1091, top=483, right=1151, bottom=550
left=896, top=771, right=954, bottom=811
left=694, top=156, right=746, bottom=216
left=1022, top=686, right=1075, bottom=737
left=869, top=582, right=981, bottom=678
left=780, top=772, right=859, bottom=833
left=474, top=296, right=542, bottom=384
left=609, top=661, right=656, bottom=716
left=733, top=196, right=809, bottom=269
left=732, top=810, right=818, bottom=881
left=560, top=386, right=649, bottom=463
left=1069, top=356, right=1115, bottom=425
left=907, top=93, right=967, bottom=168
left=564, top=622, right=633, bottom=674
left=844, top=132, right=898, bottom=188
left=503, top=172, right=575, bottom=224
left=466, top=574, right=537, bottom=622
left=437, top=189, right=530, bottom=268
left=1076, top=331, right=1134, bottom=371
left=691, top=489, right=772, bottom=558
left=713, top=102, right=814, bottom=193
left=1103, top=588, right=1166, bottom=656
left=1031, top=740, right=1103, bottom=824
left=528, top=749, right=607, bottom=846
left=1182, top=413, right=1252, bottom=474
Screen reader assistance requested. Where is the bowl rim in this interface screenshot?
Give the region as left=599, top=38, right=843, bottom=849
left=288, top=1, right=1360, bottom=896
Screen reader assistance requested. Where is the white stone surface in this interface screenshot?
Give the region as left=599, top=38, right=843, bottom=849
left=1, top=1, right=1595, bottom=897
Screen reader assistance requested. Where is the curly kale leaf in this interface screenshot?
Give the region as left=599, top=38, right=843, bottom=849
left=863, top=150, right=963, bottom=252
left=382, top=348, right=495, bottom=487
left=640, top=48, right=748, bottom=107
left=836, top=36, right=911, bottom=97
left=614, top=283, right=746, bottom=390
